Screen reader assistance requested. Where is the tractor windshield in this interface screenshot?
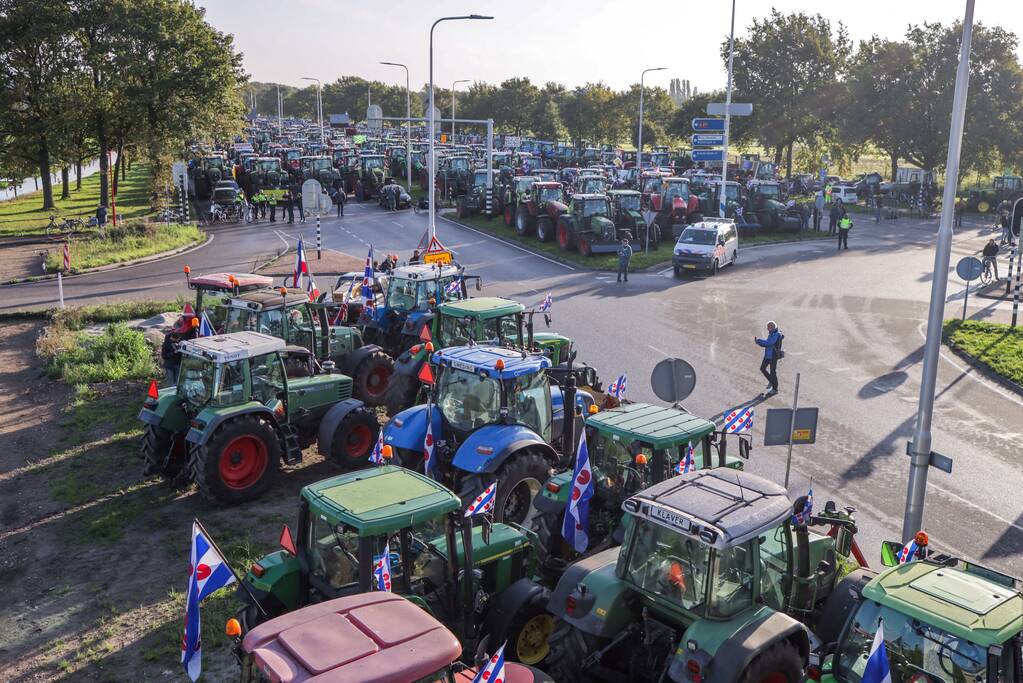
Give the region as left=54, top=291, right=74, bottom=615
left=616, top=195, right=640, bottom=211
left=363, top=157, right=385, bottom=171
left=481, top=315, right=522, bottom=347
left=177, top=355, right=214, bottom=404
left=385, top=278, right=417, bottom=311
left=581, top=200, right=609, bottom=218
left=505, top=371, right=551, bottom=439
left=312, top=159, right=332, bottom=172
left=835, top=601, right=993, bottom=683
left=539, top=187, right=562, bottom=204
left=438, top=367, right=501, bottom=432
left=308, top=518, right=361, bottom=591
left=664, top=181, right=690, bottom=202
left=223, top=307, right=285, bottom=339
left=624, top=518, right=710, bottom=615
left=649, top=153, right=669, bottom=167
left=449, top=158, right=470, bottom=172
left=755, top=184, right=780, bottom=199
left=642, top=177, right=663, bottom=194
left=206, top=157, right=224, bottom=170
left=257, top=160, right=279, bottom=173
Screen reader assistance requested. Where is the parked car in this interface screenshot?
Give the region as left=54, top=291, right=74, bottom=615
left=672, top=217, right=739, bottom=277
left=831, top=185, right=859, bottom=205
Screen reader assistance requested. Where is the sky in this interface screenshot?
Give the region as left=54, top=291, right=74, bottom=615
left=197, top=0, right=1023, bottom=97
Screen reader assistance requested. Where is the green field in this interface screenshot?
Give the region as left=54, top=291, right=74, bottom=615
left=44, top=221, right=202, bottom=273
left=944, top=319, right=1023, bottom=387
left=0, top=162, right=154, bottom=237
left=448, top=211, right=831, bottom=271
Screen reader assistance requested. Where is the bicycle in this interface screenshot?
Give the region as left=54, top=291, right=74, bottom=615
left=44, top=215, right=84, bottom=238
left=980, top=256, right=997, bottom=285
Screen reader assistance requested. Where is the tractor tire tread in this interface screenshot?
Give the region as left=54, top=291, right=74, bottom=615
left=352, top=350, right=394, bottom=407
left=330, top=407, right=380, bottom=470
left=188, top=415, right=281, bottom=506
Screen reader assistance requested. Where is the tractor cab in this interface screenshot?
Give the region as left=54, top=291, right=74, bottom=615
left=647, top=151, right=670, bottom=169
left=184, top=270, right=273, bottom=327
left=574, top=174, right=607, bottom=196
left=547, top=469, right=862, bottom=682
left=821, top=548, right=1023, bottom=683
left=434, top=297, right=526, bottom=348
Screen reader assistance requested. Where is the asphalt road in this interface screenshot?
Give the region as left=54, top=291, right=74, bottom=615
left=4, top=202, right=1020, bottom=575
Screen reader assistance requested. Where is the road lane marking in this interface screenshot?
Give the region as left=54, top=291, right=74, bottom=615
left=648, top=345, right=671, bottom=357
left=439, top=216, right=576, bottom=271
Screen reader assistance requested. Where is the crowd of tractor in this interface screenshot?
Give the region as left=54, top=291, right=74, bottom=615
left=148, top=233, right=1022, bottom=681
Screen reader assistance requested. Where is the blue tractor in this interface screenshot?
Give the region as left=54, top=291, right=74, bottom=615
left=382, top=345, right=592, bottom=525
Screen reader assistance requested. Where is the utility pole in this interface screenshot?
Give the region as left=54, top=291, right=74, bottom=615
left=719, top=0, right=736, bottom=217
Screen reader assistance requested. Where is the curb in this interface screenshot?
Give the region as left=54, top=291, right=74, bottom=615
left=943, top=339, right=1023, bottom=399
left=1, top=233, right=212, bottom=287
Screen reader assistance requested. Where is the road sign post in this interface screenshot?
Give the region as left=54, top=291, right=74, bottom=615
left=691, top=134, right=724, bottom=147
left=691, top=118, right=725, bottom=131
left=316, top=215, right=321, bottom=260
left=955, top=256, right=983, bottom=321
left=1013, top=248, right=1023, bottom=327
left=706, top=102, right=753, bottom=117
left=785, top=373, right=800, bottom=488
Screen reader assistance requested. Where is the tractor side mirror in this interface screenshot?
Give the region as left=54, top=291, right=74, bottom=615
left=738, top=437, right=751, bottom=459
left=475, top=278, right=482, bottom=292
left=880, top=541, right=902, bottom=567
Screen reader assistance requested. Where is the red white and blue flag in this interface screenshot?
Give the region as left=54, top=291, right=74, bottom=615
left=198, top=313, right=215, bottom=337
left=562, top=430, right=594, bottom=553
left=182, top=521, right=236, bottom=681
left=675, top=442, right=695, bottom=475
left=292, top=237, right=310, bottom=289
left=609, top=374, right=627, bottom=400
left=465, top=481, right=497, bottom=516
left=361, top=245, right=375, bottom=312
left=306, top=274, right=319, bottom=302
left=373, top=541, right=392, bottom=592
left=330, top=300, right=348, bottom=326
left=423, top=401, right=435, bottom=479
left=723, top=406, right=754, bottom=433
left=444, top=277, right=462, bottom=298
left=791, top=487, right=814, bottom=526
left=369, top=430, right=386, bottom=465
left=471, top=641, right=507, bottom=683
left=898, top=537, right=921, bottom=564
left=538, top=292, right=553, bottom=312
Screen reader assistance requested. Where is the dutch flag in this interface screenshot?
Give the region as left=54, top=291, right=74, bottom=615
left=861, top=620, right=892, bottom=683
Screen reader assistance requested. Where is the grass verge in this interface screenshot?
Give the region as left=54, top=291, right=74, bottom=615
left=38, top=322, right=159, bottom=385
left=449, top=211, right=832, bottom=270
left=44, top=220, right=202, bottom=273
left=0, top=162, right=154, bottom=237
left=943, top=319, right=1023, bottom=387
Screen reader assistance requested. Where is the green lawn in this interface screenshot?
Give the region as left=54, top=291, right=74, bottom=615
left=448, top=211, right=831, bottom=271
left=45, top=221, right=202, bottom=273
left=0, top=162, right=154, bottom=237
left=943, top=320, right=1023, bottom=386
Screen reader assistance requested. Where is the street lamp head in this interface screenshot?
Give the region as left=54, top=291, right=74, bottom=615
left=469, top=14, right=494, bottom=19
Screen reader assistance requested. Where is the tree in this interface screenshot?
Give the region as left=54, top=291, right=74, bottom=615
left=491, top=78, right=539, bottom=135
left=617, top=84, right=677, bottom=148
left=560, top=83, right=622, bottom=146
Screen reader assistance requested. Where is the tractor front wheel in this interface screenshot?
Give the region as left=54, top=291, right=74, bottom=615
left=492, top=452, right=551, bottom=525
left=355, top=182, right=364, bottom=202
left=536, top=217, right=554, bottom=242
left=529, top=509, right=568, bottom=571
left=329, top=407, right=379, bottom=469
left=577, top=236, right=592, bottom=257
left=456, top=196, right=468, bottom=218
left=547, top=619, right=610, bottom=683
left=504, top=204, right=514, bottom=227
left=739, top=642, right=803, bottom=683
left=384, top=371, right=421, bottom=417
left=190, top=415, right=281, bottom=505
left=515, top=205, right=534, bottom=236
left=352, top=351, right=394, bottom=407
left=556, top=219, right=574, bottom=251
left=141, top=424, right=187, bottom=482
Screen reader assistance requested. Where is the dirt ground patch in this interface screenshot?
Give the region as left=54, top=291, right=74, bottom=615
left=0, top=319, right=349, bottom=682
left=0, top=242, right=52, bottom=282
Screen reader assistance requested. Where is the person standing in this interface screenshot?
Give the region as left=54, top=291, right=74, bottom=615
left=336, top=187, right=346, bottom=217
left=953, top=197, right=964, bottom=227
left=828, top=201, right=842, bottom=235
left=295, top=189, right=304, bottom=223
left=268, top=193, right=277, bottom=222
left=283, top=191, right=294, bottom=224
left=875, top=194, right=884, bottom=223
left=813, top=190, right=824, bottom=231
left=838, top=213, right=852, bottom=250
left=982, top=238, right=1000, bottom=280
left=617, top=238, right=632, bottom=283
left=258, top=191, right=268, bottom=219
left=96, top=204, right=108, bottom=231
left=755, top=321, right=783, bottom=396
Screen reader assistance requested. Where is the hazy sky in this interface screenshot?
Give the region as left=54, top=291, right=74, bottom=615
left=198, top=0, right=1023, bottom=95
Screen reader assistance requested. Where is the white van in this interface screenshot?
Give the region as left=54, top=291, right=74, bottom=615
left=831, top=185, right=859, bottom=205
left=672, top=217, right=738, bottom=277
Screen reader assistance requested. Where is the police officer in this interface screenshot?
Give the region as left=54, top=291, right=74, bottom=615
left=838, top=213, right=852, bottom=250
left=268, top=192, right=277, bottom=222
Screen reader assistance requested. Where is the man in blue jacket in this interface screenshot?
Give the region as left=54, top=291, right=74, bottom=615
left=755, top=321, right=783, bottom=396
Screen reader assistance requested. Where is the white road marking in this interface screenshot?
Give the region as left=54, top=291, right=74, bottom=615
left=648, top=345, right=671, bottom=357
left=439, top=216, right=576, bottom=271
left=391, top=221, right=403, bottom=228
left=273, top=230, right=291, bottom=250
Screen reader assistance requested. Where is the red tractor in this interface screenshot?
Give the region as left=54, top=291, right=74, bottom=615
left=513, top=181, right=567, bottom=241
left=648, top=176, right=701, bottom=240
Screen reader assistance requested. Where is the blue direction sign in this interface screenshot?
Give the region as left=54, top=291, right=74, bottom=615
left=692, top=118, right=725, bottom=131
left=691, top=149, right=725, bottom=162
left=692, top=133, right=724, bottom=147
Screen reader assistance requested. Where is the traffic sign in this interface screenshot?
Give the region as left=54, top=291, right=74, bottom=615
left=955, top=256, right=983, bottom=282
left=692, top=118, right=725, bottom=131
left=423, top=235, right=453, bottom=265
left=650, top=358, right=697, bottom=403
left=764, top=407, right=819, bottom=446
left=691, top=134, right=724, bottom=147
left=706, top=102, right=753, bottom=117
left=691, top=149, right=725, bottom=162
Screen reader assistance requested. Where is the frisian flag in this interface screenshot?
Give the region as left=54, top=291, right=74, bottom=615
left=562, top=430, right=594, bottom=553
left=723, top=406, right=754, bottom=433
left=361, top=245, right=375, bottom=312
left=861, top=620, right=892, bottom=683
left=898, top=537, right=921, bottom=564
left=373, top=541, right=392, bottom=592
left=465, top=481, right=497, bottom=517
left=423, top=401, right=436, bottom=479
left=791, top=487, right=814, bottom=526
left=293, top=237, right=309, bottom=290
left=609, top=374, right=627, bottom=400
left=675, top=442, right=695, bottom=475
left=198, top=313, right=215, bottom=337
left=444, top=277, right=462, bottom=298
left=538, top=292, right=553, bottom=312
left=369, top=430, right=386, bottom=465
left=182, top=521, right=236, bottom=681
left=471, top=641, right=507, bottom=683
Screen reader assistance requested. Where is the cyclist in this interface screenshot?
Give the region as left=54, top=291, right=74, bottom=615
left=982, top=238, right=1000, bottom=281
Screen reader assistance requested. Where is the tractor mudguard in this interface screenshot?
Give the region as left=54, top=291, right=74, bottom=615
left=187, top=404, right=277, bottom=446
left=337, top=342, right=386, bottom=377
left=481, top=577, right=549, bottom=648
left=676, top=608, right=809, bottom=683
left=138, top=389, right=187, bottom=431
left=534, top=470, right=573, bottom=514
left=452, top=425, right=558, bottom=475
left=381, top=404, right=442, bottom=451
left=391, top=347, right=426, bottom=378
left=240, top=549, right=302, bottom=614
left=548, top=548, right=632, bottom=638
left=315, top=398, right=369, bottom=457
left=400, top=312, right=433, bottom=339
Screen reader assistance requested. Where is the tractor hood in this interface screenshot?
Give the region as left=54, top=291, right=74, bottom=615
left=382, top=403, right=443, bottom=451
left=591, top=215, right=616, bottom=239
left=546, top=200, right=567, bottom=216
left=764, top=198, right=786, bottom=212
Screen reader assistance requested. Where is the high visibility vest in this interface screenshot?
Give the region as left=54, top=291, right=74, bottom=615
left=268, top=196, right=277, bottom=206
left=839, top=217, right=851, bottom=230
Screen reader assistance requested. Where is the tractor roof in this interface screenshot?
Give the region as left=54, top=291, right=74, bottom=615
left=303, top=466, right=460, bottom=535
left=229, top=288, right=309, bottom=310
left=361, top=154, right=386, bottom=159
left=241, top=592, right=461, bottom=683
left=863, top=561, right=1023, bottom=647
left=573, top=193, right=608, bottom=201
left=533, top=181, right=562, bottom=189
left=587, top=402, right=715, bottom=449
left=625, top=469, right=791, bottom=551
left=433, top=345, right=551, bottom=379
left=180, top=331, right=283, bottom=363
left=188, top=272, right=273, bottom=292
left=389, top=264, right=459, bottom=280
left=438, top=296, right=523, bottom=319
left=609, top=189, right=641, bottom=197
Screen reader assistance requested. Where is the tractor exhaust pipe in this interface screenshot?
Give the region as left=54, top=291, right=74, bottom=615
left=561, top=351, right=577, bottom=467
left=793, top=496, right=812, bottom=610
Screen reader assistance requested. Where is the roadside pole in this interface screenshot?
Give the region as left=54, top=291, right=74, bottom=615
left=719, top=0, right=736, bottom=218
left=1006, top=241, right=1016, bottom=295
left=1012, top=247, right=1022, bottom=327
left=57, top=242, right=69, bottom=309
left=903, top=0, right=974, bottom=543
left=316, top=215, right=321, bottom=260
left=783, top=373, right=800, bottom=488
left=486, top=119, right=494, bottom=217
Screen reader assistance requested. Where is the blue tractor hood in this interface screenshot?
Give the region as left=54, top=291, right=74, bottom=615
left=433, top=345, right=551, bottom=380
left=382, top=403, right=443, bottom=451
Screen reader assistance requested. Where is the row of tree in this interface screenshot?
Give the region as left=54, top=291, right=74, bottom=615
left=263, top=12, right=1023, bottom=181
left=0, top=0, right=245, bottom=210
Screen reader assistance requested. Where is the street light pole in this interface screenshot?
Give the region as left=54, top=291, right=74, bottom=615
left=429, top=15, right=493, bottom=240
left=302, top=77, right=323, bottom=144
left=381, top=62, right=411, bottom=183
left=903, top=0, right=976, bottom=543
left=720, top=0, right=736, bottom=218
left=451, top=79, right=469, bottom=140
left=276, top=84, right=282, bottom=136
left=638, top=66, right=665, bottom=255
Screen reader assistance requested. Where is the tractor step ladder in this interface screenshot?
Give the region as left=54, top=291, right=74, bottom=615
left=281, top=425, right=303, bottom=465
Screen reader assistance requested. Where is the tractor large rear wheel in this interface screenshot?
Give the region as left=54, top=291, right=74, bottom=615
left=141, top=424, right=187, bottom=482
left=536, top=217, right=554, bottom=242
left=329, top=407, right=379, bottom=470
left=556, top=219, right=574, bottom=251
left=189, top=415, right=281, bottom=505
left=384, top=371, right=421, bottom=417
left=352, top=351, right=394, bottom=407
left=504, top=204, right=514, bottom=227
left=577, top=236, right=592, bottom=257
left=547, top=618, right=610, bottom=683
left=492, top=452, right=551, bottom=525
left=739, top=642, right=803, bottom=683
left=515, top=205, right=534, bottom=236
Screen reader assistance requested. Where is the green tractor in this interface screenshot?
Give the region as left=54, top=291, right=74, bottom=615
left=193, top=155, right=229, bottom=200
left=300, top=155, right=341, bottom=190
left=546, top=469, right=863, bottom=682
left=139, top=332, right=379, bottom=504
left=235, top=465, right=557, bottom=665
left=966, top=174, right=1023, bottom=213
left=438, top=154, right=473, bottom=200
left=815, top=541, right=1022, bottom=683
left=249, top=157, right=287, bottom=195
left=555, top=193, right=632, bottom=256
left=530, top=401, right=749, bottom=572
left=609, top=189, right=660, bottom=249
left=353, top=154, right=389, bottom=200
left=502, top=175, right=538, bottom=227
left=455, top=169, right=492, bottom=219
left=219, top=288, right=394, bottom=407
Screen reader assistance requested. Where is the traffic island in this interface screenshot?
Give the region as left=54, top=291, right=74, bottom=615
left=943, top=319, right=1023, bottom=395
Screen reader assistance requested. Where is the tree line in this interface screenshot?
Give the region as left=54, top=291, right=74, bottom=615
left=264, top=10, right=1023, bottom=182
left=0, top=0, right=245, bottom=211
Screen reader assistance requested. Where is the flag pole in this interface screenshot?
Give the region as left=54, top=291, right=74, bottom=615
left=193, top=518, right=268, bottom=617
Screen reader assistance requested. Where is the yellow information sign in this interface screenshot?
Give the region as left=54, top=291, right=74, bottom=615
left=423, top=250, right=453, bottom=265
left=792, top=429, right=811, bottom=442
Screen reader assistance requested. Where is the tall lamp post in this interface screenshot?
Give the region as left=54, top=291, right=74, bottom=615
left=276, top=84, right=283, bottom=136
left=429, top=14, right=493, bottom=239
left=301, top=77, right=323, bottom=144
left=720, top=0, right=736, bottom=217
left=637, top=66, right=665, bottom=254
left=381, top=62, right=412, bottom=184
left=451, top=79, right=469, bottom=140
